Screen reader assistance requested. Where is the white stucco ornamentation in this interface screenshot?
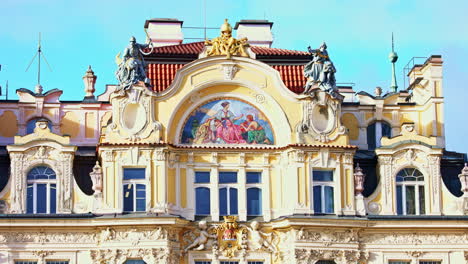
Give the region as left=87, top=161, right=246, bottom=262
left=102, top=83, right=162, bottom=143
left=7, top=120, right=76, bottom=214
left=297, top=90, right=347, bottom=143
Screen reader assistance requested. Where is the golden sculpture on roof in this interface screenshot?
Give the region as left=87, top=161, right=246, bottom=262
left=205, top=19, right=249, bottom=59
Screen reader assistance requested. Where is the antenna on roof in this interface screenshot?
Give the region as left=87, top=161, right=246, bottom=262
left=389, top=32, right=399, bottom=93
left=25, top=32, right=52, bottom=94
left=203, top=0, right=207, bottom=39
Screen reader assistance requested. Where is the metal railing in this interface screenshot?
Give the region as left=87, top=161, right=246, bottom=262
left=403, top=57, right=427, bottom=89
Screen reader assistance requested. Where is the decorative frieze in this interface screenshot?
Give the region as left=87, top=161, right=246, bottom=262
left=296, top=228, right=359, bottom=246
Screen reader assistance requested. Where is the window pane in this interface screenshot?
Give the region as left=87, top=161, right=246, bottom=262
left=367, top=122, right=376, bottom=150
left=313, top=171, right=333, bottom=181
left=36, top=183, right=47, bottom=214
left=419, top=261, right=441, bottom=264
left=246, top=172, right=261, bottom=183
left=247, top=188, right=262, bottom=216
left=230, top=188, right=238, bottom=215
left=26, top=118, right=51, bottom=134
left=15, top=261, right=38, bottom=264
left=396, top=185, right=403, bottom=215
left=314, top=185, right=322, bottom=213
left=46, top=261, right=70, bottom=264
left=382, top=122, right=392, bottom=138
left=28, top=166, right=56, bottom=180
left=123, top=168, right=145, bottom=180
left=123, top=184, right=134, bottom=212
left=324, top=186, right=334, bottom=213
left=195, top=187, right=210, bottom=215
left=195, top=171, right=210, bottom=183
left=124, top=260, right=146, bottom=264
left=248, top=262, right=264, bottom=264
left=220, top=262, right=239, bottom=264
left=219, top=172, right=237, bottom=183
left=219, top=188, right=227, bottom=216
left=406, top=186, right=416, bottom=215
left=50, top=184, right=56, bottom=214
left=135, top=184, right=146, bottom=212
left=195, top=262, right=211, bottom=264
left=419, top=186, right=425, bottom=215
left=27, top=184, right=33, bottom=214
left=388, top=261, right=410, bottom=264
left=316, top=261, right=336, bottom=264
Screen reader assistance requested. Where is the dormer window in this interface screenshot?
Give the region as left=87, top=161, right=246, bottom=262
left=367, top=121, right=392, bottom=150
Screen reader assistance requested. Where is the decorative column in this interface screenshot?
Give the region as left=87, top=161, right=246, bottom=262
left=354, top=163, right=366, bottom=216
left=59, top=152, right=74, bottom=213
left=342, top=153, right=355, bottom=215
left=9, top=153, right=25, bottom=213
left=185, top=152, right=195, bottom=220
left=152, top=148, right=168, bottom=213
left=428, top=155, right=442, bottom=215
left=100, top=150, right=116, bottom=212
left=238, top=153, right=247, bottom=221
left=210, top=152, right=220, bottom=221
left=458, top=163, right=468, bottom=214
left=291, top=150, right=308, bottom=214
left=378, top=155, right=394, bottom=214
left=262, top=153, right=272, bottom=221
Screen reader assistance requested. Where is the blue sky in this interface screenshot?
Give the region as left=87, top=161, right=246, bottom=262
left=0, top=0, right=467, bottom=154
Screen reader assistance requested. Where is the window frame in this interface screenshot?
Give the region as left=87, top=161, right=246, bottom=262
left=312, top=170, right=335, bottom=214
left=122, top=168, right=147, bottom=213
left=194, top=170, right=212, bottom=216
left=396, top=168, right=425, bottom=215
left=26, top=166, right=57, bottom=214
left=218, top=171, right=238, bottom=216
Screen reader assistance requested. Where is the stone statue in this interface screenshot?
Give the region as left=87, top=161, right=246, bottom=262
left=303, top=42, right=337, bottom=94
left=185, top=221, right=216, bottom=252
left=115, top=36, right=154, bottom=90
left=247, top=221, right=276, bottom=252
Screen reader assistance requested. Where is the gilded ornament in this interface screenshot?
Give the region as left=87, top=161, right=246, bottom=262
left=205, top=19, right=249, bottom=59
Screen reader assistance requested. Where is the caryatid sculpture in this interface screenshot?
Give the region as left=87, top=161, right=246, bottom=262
left=115, top=36, right=154, bottom=90
left=303, top=42, right=337, bottom=94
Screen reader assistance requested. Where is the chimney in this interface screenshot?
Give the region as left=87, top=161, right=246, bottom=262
left=144, top=18, right=184, bottom=47
left=234, top=20, right=274, bottom=48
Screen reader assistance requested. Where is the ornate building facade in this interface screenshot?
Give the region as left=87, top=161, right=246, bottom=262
left=0, top=18, right=466, bottom=264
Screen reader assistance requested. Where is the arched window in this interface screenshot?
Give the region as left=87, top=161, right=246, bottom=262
left=396, top=168, right=425, bottom=215
left=26, top=118, right=52, bottom=134
left=26, top=166, right=56, bottom=214
left=367, top=121, right=391, bottom=150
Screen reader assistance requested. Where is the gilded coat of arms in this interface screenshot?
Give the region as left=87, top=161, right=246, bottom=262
left=213, top=216, right=247, bottom=258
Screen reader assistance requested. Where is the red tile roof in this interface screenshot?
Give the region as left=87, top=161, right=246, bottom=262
left=251, top=46, right=309, bottom=56
left=149, top=42, right=204, bottom=55
left=146, top=42, right=309, bottom=93
left=147, top=41, right=310, bottom=57
left=271, top=65, right=306, bottom=94
left=147, top=63, right=185, bottom=92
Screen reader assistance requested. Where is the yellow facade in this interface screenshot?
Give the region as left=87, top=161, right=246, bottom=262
left=0, top=20, right=465, bottom=264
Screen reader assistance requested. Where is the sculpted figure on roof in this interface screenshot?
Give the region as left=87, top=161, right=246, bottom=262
left=115, top=36, right=154, bottom=90
left=303, top=42, right=337, bottom=95
left=205, top=19, right=249, bottom=59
